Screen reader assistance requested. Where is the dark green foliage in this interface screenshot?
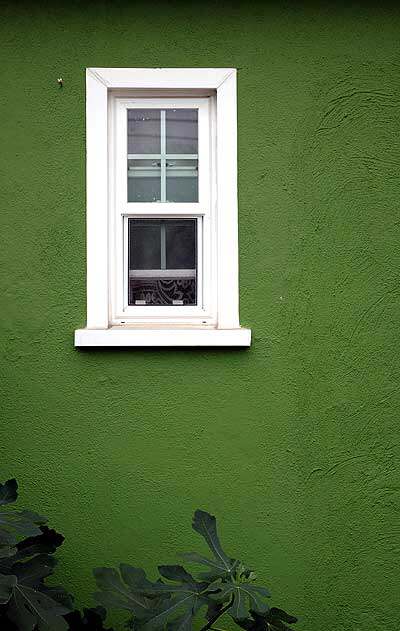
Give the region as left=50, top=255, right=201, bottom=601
left=93, top=509, right=297, bottom=631
left=235, top=609, right=298, bottom=631
left=0, top=480, right=296, bottom=631
left=64, top=606, right=113, bottom=630
left=0, top=479, right=46, bottom=555
left=0, top=479, right=114, bottom=631
left=0, top=480, right=18, bottom=506
left=0, top=479, right=71, bottom=630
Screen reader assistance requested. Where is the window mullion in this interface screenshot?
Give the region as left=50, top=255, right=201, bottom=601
left=160, top=221, right=167, bottom=270
left=160, top=109, right=166, bottom=202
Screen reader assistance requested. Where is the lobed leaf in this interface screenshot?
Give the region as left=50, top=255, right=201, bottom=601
left=158, top=565, right=198, bottom=588
left=265, top=607, right=298, bottom=630
left=0, top=545, right=16, bottom=559
left=0, top=509, right=47, bottom=547
left=142, top=590, right=208, bottom=631
left=0, top=574, right=17, bottom=604
left=166, top=609, right=193, bottom=631
left=0, top=480, right=18, bottom=506
left=93, top=567, right=149, bottom=615
left=120, top=564, right=152, bottom=591
left=181, top=552, right=239, bottom=582
left=234, top=608, right=298, bottom=631
left=191, top=511, right=233, bottom=573
left=94, top=560, right=212, bottom=631
left=210, top=582, right=271, bottom=620
left=64, top=606, right=113, bottom=630
left=205, top=599, right=223, bottom=621
left=268, top=608, right=297, bottom=624
left=12, top=553, right=58, bottom=586
left=13, top=525, right=65, bottom=562
left=6, top=583, right=69, bottom=631
left=42, top=584, right=74, bottom=610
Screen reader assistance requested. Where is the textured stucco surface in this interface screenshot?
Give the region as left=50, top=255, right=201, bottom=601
left=1, top=3, right=400, bottom=630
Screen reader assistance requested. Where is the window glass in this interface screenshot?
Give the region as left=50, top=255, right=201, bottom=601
left=166, top=109, right=198, bottom=154
left=165, top=221, right=196, bottom=269
left=166, top=159, right=198, bottom=203
left=128, top=159, right=161, bottom=202
left=127, top=109, right=198, bottom=203
left=129, top=222, right=161, bottom=270
left=127, top=109, right=160, bottom=154
left=128, top=219, right=197, bottom=306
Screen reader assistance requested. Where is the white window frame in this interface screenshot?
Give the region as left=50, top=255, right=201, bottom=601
left=113, top=97, right=213, bottom=324
left=74, top=68, right=251, bottom=347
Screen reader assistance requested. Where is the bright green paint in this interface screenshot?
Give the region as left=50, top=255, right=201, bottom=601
left=1, top=3, right=400, bottom=630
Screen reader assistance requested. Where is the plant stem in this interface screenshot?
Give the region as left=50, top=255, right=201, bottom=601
left=198, top=597, right=234, bottom=631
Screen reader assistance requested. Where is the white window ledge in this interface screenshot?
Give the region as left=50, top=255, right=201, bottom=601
left=74, top=327, right=251, bottom=347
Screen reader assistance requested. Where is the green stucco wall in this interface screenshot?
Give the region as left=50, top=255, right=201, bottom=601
left=1, top=3, right=400, bottom=630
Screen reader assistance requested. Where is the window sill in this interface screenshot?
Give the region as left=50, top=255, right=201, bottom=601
left=74, top=327, right=251, bottom=347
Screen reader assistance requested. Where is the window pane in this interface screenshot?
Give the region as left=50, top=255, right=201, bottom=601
left=128, top=159, right=161, bottom=202
left=166, top=109, right=198, bottom=154
left=129, top=221, right=161, bottom=269
left=127, top=108, right=199, bottom=203
left=166, top=159, right=198, bottom=203
left=166, top=221, right=196, bottom=269
left=128, top=219, right=197, bottom=306
left=127, top=109, right=160, bottom=154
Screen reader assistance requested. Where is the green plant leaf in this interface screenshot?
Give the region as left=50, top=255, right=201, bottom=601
left=191, top=511, right=233, bottom=574
left=64, top=606, right=114, bottom=630
left=139, top=569, right=209, bottom=629
left=139, top=567, right=208, bottom=598
left=42, top=585, right=74, bottom=610
left=92, top=510, right=296, bottom=631
left=267, top=608, right=297, bottom=624
left=158, top=565, right=198, bottom=588
left=245, top=586, right=271, bottom=612
left=205, top=600, right=224, bottom=621
left=19, top=510, right=47, bottom=526
left=12, top=553, right=58, bottom=585
left=0, top=480, right=18, bottom=506
left=0, top=545, right=16, bottom=559
left=210, top=583, right=245, bottom=618
left=10, top=533, right=63, bottom=566
left=7, top=583, right=69, bottom=631
left=120, top=564, right=152, bottom=591
left=184, top=512, right=239, bottom=581
left=0, top=539, right=72, bottom=630
left=0, top=509, right=47, bottom=546
left=0, top=574, right=17, bottom=604
left=210, top=583, right=271, bottom=620
left=142, top=589, right=208, bottom=631
left=264, top=607, right=298, bottom=631
left=93, top=567, right=150, bottom=615
left=166, top=609, right=193, bottom=631
left=180, top=552, right=239, bottom=581
left=234, top=608, right=298, bottom=631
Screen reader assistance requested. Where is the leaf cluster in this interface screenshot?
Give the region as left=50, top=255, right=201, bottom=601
left=235, top=609, right=298, bottom=631
left=0, top=479, right=72, bottom=630
left=64, top=606, right=113, bottom=630
left=93, top=510, right=297, bottom=631
left=0, top=479, right=297, bottom=631
left=0, top=479, right=112, bottom=631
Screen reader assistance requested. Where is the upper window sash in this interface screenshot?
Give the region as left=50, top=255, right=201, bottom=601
left=114, top=98, right=211, bottom=214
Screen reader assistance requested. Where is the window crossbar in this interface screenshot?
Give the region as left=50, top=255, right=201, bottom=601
left=128, top=154, right=198, bottom=160
left=129, top=269, right=196, bottom=278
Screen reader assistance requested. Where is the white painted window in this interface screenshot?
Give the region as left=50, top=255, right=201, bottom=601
left=74, top=68, right=251, bottom=347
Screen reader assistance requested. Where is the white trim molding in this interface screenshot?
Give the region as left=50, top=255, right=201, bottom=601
left=75, top=327, right=251, bottom=347
left=75, top=68, right=251, bottom=348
